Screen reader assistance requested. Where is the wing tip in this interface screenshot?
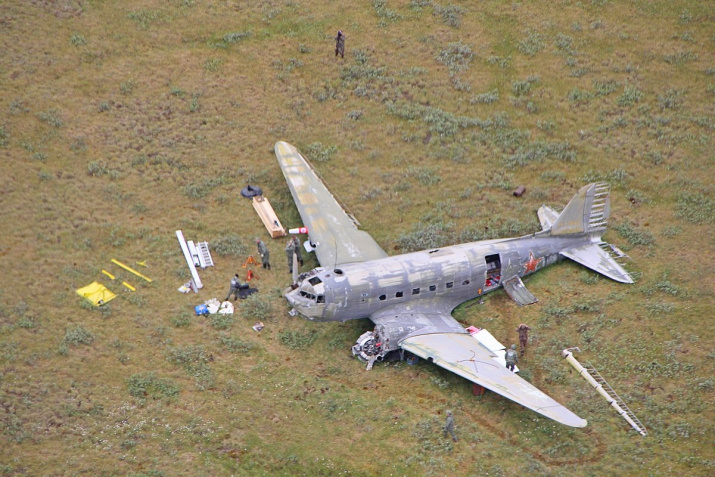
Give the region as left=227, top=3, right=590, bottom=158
left=538, top=405, right=588, bottom=428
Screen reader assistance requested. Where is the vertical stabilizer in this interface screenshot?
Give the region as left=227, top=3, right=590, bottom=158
left=550, top=183, right=610, bottom=235
left=550, top=183, right=634, bottom=283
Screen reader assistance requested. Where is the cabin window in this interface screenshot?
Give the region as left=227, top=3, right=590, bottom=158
left=309, top=277, right=322, bottom=286
left=317, top=295, right=325, bottom=304
left=379, top=294, right=386, bottom=301
left=446, top=282, right=454, bottom=289
left=396, top=291, right=403, bottom=298
left=412, top=288, right=420, bottom=295
left=462, top=279, right=470, bottom=286
left=429, top=285, right=436, bottom=292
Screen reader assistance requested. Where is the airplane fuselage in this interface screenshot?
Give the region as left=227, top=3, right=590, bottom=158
left=285, top=230, right=598, bottom=323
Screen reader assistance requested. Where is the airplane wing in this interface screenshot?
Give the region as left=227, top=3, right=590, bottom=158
left=372, top=309, right=587, bottom=428
left=275, top=141, right=389, bottom=267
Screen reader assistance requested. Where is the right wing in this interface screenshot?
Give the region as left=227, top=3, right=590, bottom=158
left=275, top=141, right=388, bottom=267
left=401, top=332, right=587, bottom=427
left=372, top=307, right=586, bottom=428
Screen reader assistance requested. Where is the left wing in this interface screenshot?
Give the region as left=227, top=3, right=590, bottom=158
left=275, top=141, right=388, bottom=267
left=373, top=308, right=587, bottom=428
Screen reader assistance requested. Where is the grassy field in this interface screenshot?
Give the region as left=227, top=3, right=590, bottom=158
left=1, top=0, right=713, bottom=475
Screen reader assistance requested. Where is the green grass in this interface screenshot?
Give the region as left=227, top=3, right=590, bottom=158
left=0, top=0, right=713, bottom=475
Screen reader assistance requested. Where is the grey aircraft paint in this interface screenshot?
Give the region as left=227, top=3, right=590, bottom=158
left=275, top=141, right=633, bottom=428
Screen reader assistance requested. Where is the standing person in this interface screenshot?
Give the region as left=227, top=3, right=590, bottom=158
left=505, top=344, right=518, bottom=372
left=443, top=410, right=457, bottom=442
left=256, top=237, right=270, bottom=270
left=292, top=236, right=303, bottom=267
left=335, top=30, right=345, bottom=59
left=517, top=323, right=531, bottom=356
left=285, top=239, right=296, bottom=274
left=225, top=274, right=242, bottom=301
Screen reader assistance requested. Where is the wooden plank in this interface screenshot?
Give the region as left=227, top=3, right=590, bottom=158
left=252, top=196, right=286, bottom=238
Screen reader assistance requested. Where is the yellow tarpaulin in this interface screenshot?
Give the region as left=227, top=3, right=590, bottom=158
left=76, top=281, right=117, bottom=306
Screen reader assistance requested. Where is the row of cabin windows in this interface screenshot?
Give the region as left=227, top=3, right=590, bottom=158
left=377, top=279, right=471, bottom=301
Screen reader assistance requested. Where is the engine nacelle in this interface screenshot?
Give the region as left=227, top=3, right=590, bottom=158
left=351, top=331, right=385, bottom=362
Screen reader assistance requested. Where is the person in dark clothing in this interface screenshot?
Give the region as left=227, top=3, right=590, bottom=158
left=335, top=30, right=345, bottom=58
left=505, top=344, right=518, bottom=372
left=256, top=238, right=270, bottom=270
left=443, top=410, right=457, bottom=442
left=517, top=323, right=531, bottom=356
left=225, top=274, right=248, bottom=301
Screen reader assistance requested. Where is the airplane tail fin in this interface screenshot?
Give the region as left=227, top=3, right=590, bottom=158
left=547, top=182, right=610, bottom=235
left=539, top=183, right=634, bottom=283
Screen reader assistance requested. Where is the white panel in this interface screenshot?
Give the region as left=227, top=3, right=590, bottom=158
left=176, top=230, right=203, bottom=289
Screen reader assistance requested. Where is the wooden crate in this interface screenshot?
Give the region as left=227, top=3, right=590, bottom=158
left=252, top=196, right=286, bottom=238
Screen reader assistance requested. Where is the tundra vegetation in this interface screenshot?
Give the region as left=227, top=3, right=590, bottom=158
left=0, top=1, right=713, bottom=475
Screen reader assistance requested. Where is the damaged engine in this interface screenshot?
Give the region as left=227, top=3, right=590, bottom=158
left=352, top=323, right=418, bottom=369
left=351, top=330, right=386, bottom=363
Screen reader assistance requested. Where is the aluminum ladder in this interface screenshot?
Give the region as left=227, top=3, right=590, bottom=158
left=584, top=362, right=648, bottom=436
left=197, top=242, right=214, bottom=268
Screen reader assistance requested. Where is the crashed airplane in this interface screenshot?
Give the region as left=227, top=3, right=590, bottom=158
left=274, top=141, right=633, bottom=428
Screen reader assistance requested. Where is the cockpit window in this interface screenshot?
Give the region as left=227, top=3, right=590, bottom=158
left=309, top=276, right=322, bottom=286
left=299, top=291, right=316, bottom=300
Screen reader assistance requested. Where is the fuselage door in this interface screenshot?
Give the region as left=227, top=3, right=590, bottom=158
left=500, top=250, right=522, bottom=281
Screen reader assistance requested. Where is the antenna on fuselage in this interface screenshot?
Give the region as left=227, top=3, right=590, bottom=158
left=329, top=227, right=339, bottom=272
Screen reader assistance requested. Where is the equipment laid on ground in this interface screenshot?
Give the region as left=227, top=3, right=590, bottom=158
left=252, top=195, right=286, bottom=238
left=122, top=281, right=136, bottom=292
left=241, top=184, right=263, bottom=198
left=76, top=282, right=117, bottom=306
left=176, top=230, right=203, bottom=291
left=111, top=259, right=152, bottom=283
left=562, top=348, right=647, bottom=436
left=187, top=240, right=214, bottom=269
left=243, top=255, right=259, bottom=268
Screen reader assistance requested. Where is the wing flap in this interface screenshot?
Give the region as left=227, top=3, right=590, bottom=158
left=561, top=243, right=634, bottom=284
left=400, top=332, right=587, bottom=428
left=275, top=141, right=388, bottom=267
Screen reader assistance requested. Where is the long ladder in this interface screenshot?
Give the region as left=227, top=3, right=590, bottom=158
left=587, top=182, right=610, bottom=230
left=197, top=242, right=214, bottom=268
left=562, top=348, right=647, bottom=436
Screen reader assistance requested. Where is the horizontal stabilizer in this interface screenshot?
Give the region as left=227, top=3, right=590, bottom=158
left=561, top=243, right=634, bottom=283
left=537, top=205, right=560, bottom=231
left=400, top=333, right=587, bottom=428
left=502, top=276, right=538, bottom=306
